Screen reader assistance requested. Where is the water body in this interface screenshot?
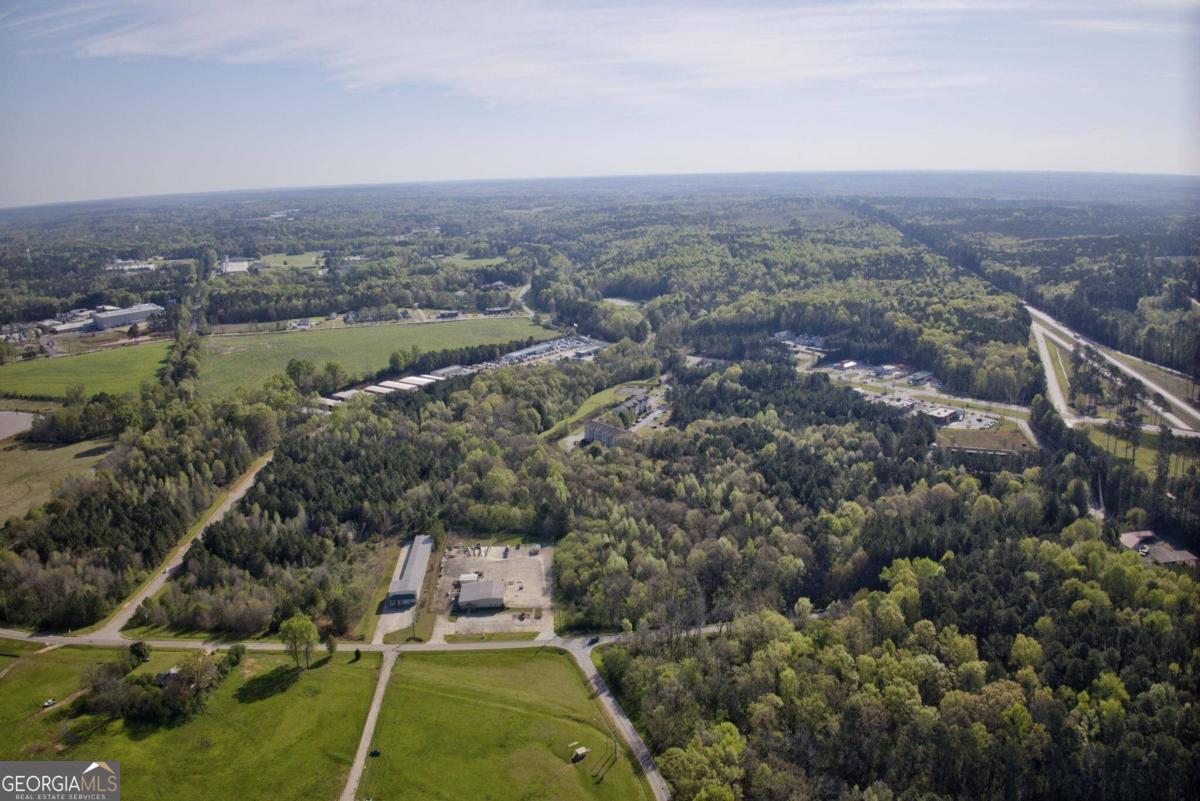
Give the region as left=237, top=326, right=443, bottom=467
left=0, top=410, right=35, bottom=440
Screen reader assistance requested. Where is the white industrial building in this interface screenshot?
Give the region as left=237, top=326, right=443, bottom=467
left=379, top=380, right=419, bottom=392
left=92, top=303, right=165, bottom=330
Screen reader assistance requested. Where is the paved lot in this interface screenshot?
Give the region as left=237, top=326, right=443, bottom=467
left=431, top=543, right=555, bottom=641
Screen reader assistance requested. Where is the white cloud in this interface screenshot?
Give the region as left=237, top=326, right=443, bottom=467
left=2, top=0, right=1033, bottom=106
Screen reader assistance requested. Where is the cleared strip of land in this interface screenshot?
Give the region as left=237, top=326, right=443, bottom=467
left=0, top=342, right=171, bottom=398
left=200, top=317, right=554, bottom=397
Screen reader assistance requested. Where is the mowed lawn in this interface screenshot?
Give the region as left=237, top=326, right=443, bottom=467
left=200, top=317, right=552, bottom=397
left=0, top=437, right=114, bottom=524
left=359, top=649, right=652, bottom=801
left=260, top=251, right=324, bottom=268
left=0, top=644, right=381, bottom=801
left=0, top=341, right=171, bottom=398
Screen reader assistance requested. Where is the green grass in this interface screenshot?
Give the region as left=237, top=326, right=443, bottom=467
left=442, top=253, right=506, bottom=268
left=359, top=649, right=652, bottom=801
left=0, top=437, right=114, bottom=524
left=259, top=251, right=324, bottom=268
left=0, top=637, right=43, bottom=674
left=0, top=342, right=171, bottom=399
left=1, top=644, right=381, bottom=801
left=443, top=631, right=540, bottom=643
left=354, top=542, right=402, bottom=643
left=0, top=645, right=189, bottom=759
left=937, top=423, right=1034, bottom=454
left=543, top=379, right=657, bottom=440
left=1047, top=338, right=1074, bottom=399
left=1085, top=425, right=1161, bottom=475
left=200, top=317, right=552, bottom=398
left=0, top=398, right=62, bottom=413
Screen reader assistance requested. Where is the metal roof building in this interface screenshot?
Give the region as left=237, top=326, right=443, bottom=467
left=379, top=380, right=419, bottom=391
left=92, top=303, right=165, bottom=330
left=457, top=579, right=506, bottom=611
left=388, top=535, right=435, bottom=607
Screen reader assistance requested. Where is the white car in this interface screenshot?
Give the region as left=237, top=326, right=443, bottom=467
left=42, top=698, right=56, bottom=708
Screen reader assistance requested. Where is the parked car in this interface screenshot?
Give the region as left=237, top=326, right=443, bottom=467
left=586, top=636, right=600, bottom=646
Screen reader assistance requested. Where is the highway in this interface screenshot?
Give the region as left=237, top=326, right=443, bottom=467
left=1026, top=305, right=1198, bottom=435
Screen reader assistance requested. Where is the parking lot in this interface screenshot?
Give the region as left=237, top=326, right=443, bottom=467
left=431, top=541, right=555, bottom=640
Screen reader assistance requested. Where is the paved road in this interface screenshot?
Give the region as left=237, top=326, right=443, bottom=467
left=1031, top=319, right=1198, bottom=438
left=1027, top=305, right=1198, bottom=433
left=1032, top=322, right=1073, bottom=424
left=91, top=454, right=274, bottom=639
left=0, top=621, right=686, bottom=801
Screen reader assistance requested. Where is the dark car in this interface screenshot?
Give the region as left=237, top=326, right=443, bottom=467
left=586, top=636, right=600, bottom=646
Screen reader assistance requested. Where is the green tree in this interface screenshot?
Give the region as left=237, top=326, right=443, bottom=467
left=280, top=613, right=318, bottom=668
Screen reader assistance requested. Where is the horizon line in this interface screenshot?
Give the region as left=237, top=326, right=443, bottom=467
left=4, top=166, right=1199, bottom=213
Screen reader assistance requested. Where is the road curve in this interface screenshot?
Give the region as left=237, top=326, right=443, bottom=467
left=1027, top=305, right=1198, bottom=432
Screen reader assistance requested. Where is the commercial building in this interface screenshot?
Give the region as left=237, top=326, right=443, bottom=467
left=387, top=534, right=435, bottom=607
left=584, top=419, right=625, bottom=447
left=429, top=365, right=469, bottom=378
left=920, top=406, right=962, bottom=426
left=457, top=578, right=506, bottom=611
left=1119, top=531, right=1198, bottom=570
left=92, top=303, right=165, bottom=330
left=379, top=380, right=419, bottom=392
left=363, top=385, right=395, bottom=395
left=332, top=389, right=362, bottom=401
left=908, top=370, right=934, bottom=386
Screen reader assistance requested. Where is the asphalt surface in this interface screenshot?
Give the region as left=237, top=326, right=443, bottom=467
left=1027, top=305, right=1198, bottom=436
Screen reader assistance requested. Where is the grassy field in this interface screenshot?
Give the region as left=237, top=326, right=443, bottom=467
left=353, top=541, right=402, bottom=643
left=200, top=317, right=552, bottom=398
left=1, top=644, right=381, bottom=801
left=442, top=253, right=507, bottom=268
left=359, top=649, right=652, bottom=801
left=260, top=251, right=324, bottom=268
left=1085, top=425, right=1162, bottom=475
left=937, top=422, right=1034, bottom=454
left=0, top=637, right=43, bottom=674
left=0, top=398, right=62, bottom=413
left=0, top=342, right=171, bottom=398
left=0, top=437, right=114, bottom=524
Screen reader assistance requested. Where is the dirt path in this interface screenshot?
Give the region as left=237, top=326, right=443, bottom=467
left=339, top=649, right=397, bottom=801
left=92, top=452, right=273, bottom=639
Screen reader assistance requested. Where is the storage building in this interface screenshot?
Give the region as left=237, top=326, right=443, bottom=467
left=387, top=535, right=435, bottom=607
left=457, top=579, right=506, bottom=611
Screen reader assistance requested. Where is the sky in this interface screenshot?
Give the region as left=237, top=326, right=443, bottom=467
left=0, top=0, right=1197, bottom=208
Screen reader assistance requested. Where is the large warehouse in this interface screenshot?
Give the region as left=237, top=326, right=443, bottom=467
left=457, top=579, right=506, bottom=611
left=387, top=534, right=434, bottom=608
left=92, top=302, right=165, bottom=330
